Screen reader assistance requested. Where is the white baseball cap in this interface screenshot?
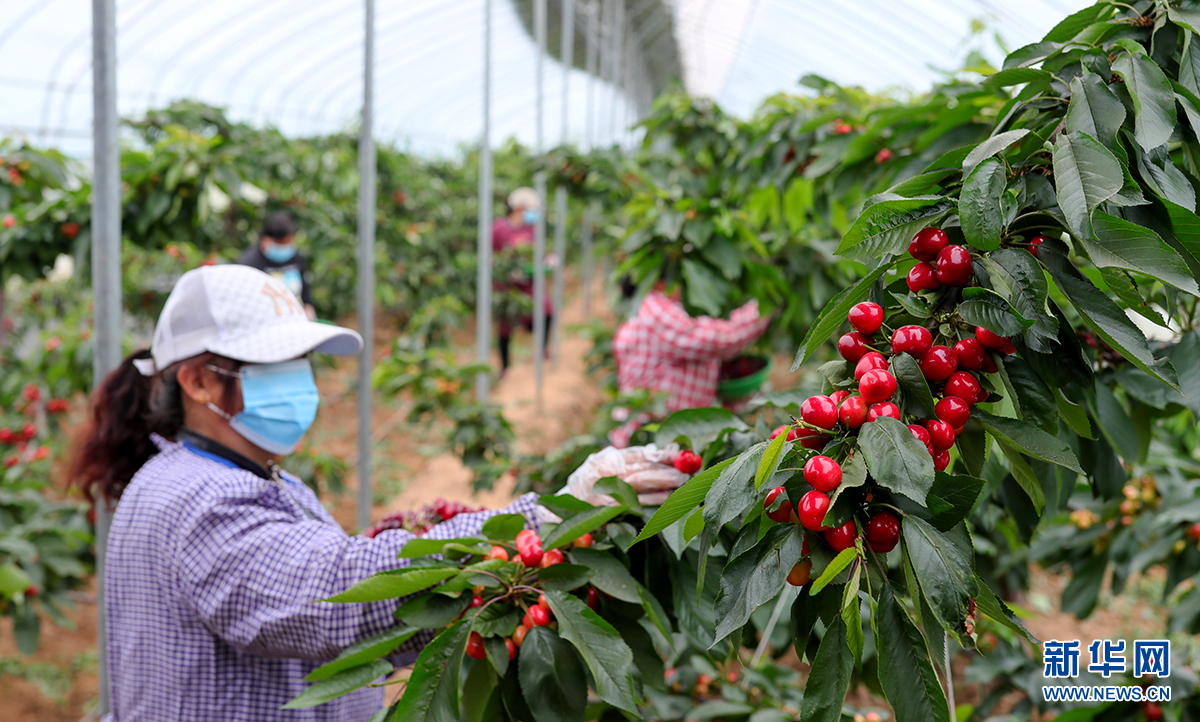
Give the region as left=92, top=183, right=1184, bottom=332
left=132, top=264, right=363, bottom=376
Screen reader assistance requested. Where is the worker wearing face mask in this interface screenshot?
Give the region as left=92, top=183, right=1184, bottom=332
left=71, top=265, right=556, bottom=721
left=237, top=211, right=318, bottom=320
left=491, top=187, right=553, bottom=373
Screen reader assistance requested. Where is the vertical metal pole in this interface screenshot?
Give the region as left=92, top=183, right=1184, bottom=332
left=475, top=0, right=494, bottom=401
left=581, top=201, right=594, bottom=319
left=92, top=0, right=120, bottom=713
left=533, top=0, right=547, bottom=410
left=600, top=0, right=613, bottom=146
left=582, top=0, right=598, bottom=317
left=356, top=0, right=376, bottom=531
left=551, top=0, right=573, bottom=366
left=609, top=0, right=623, bottom=145
left=552, top=187, right=566, bottom=366
left=585, top=0, right=598, bottom=150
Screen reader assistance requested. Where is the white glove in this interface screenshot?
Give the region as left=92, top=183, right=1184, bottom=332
left=559, top=443, right=690, bottom=507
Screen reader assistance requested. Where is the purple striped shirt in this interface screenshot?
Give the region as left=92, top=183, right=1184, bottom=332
left=102, top=434, right=540, bottom=721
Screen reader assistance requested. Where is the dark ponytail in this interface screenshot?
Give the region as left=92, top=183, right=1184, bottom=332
left=70, top=349, right=241, bottom=505
left=71, top=350, right=168, bottom=505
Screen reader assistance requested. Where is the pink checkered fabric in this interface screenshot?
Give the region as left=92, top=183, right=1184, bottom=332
left=611, top=292, right=769, bottom=444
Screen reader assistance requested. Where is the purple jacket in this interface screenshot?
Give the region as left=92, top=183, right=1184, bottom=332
left=102, top=434, right=540, bottom=721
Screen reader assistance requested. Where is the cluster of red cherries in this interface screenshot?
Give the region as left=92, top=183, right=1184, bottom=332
left=464, top=529, right=598, bottom=661
left=766, top=226, right=1016, bottom=587
left=364, top=498, right=485, bottom=538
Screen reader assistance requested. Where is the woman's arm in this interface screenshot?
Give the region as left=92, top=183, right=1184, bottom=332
left=176, top=492, right=542, bottom=661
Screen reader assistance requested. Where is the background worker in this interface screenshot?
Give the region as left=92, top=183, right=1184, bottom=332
left=610, top=281, right=769, bottom=446
left=237, top=210, right=317, bottom=320
left=491, top=187, right=553, bottom=373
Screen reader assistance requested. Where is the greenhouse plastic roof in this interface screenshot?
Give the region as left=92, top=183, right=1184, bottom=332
left=2, top=0, right=1091, bottom=158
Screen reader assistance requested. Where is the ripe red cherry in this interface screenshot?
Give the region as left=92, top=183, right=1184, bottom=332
left=867, top=401, right=901, bottom=422
left=926, top=420, right=956, bottom=450
left=1000, top=340, right=1016, bottom=355
left=1028, top=234, right=1047, bottom=258
left=918, top=345, right=958, bottom=381
left=520, top=546, right=544, bottom=567
left=801, top=395, right=839, bottom=430
left=907, top=424, right=933, bottom=453
left=829, top=390, right=849, bottom=405
left=795, top=427, right=831, bottom=450
left=770, top=425, right=799, bottom=441
left=908, top=227, right=949, bottom=262
left=764, top=486, right=793, bottom=523
left=838, top=332, right=872, bottom=362
left=466, top=632, right=488, bottom=659
left=804, top=456, right=843, bottom=493
left=859, top=369, right=898, bottom=404
left=935, top=245, right=973, bottom=286
left=854, top=351, right=889, bottom=381
left=839, top=396, right=867, bottom=429
left=892, top=325, right=933, bottom=357
left=824, top=520, right=858, bottom=552
left=944, top=371, right=982, bottom=405
left=470, top=594, right=484, bottom=608
left=506, top=638, right=517, bottom=660
left=798, top=490, right=831, bottom=531
left=953, top=338, right=985, bottom=370
left=674, top=450, right=702, bottom=474
left=907, top=262, right=942, bottom=293
left=933, top=449, right=950, bottom=471
left=1188, top=522, right=1200, bottom=541
left=587, top=587, right=599, bottom=610
left=516, top=530, right=539, bottom=551
left=786, top=559, right=812, bottom=586
left=848, top=301, right=884, bottom=335
left=865, top=512, right=901, bottom=553
left=1144, top=701, right=1164, bottom=722
left=529, top=604, right=551, bottom=626
left=935, top=396, right=971, bottom=428
left=980, top=353, right=999, bottom=374
left=975, top=326, right=1009, bottom=350
left=540, top=549, right=564, bottom=568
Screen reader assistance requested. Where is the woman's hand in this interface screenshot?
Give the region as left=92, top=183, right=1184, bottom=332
left=558, top=444, right=690, bottom=507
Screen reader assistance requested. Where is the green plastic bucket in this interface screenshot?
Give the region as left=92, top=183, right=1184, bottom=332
left=718, top=355, right=773, bottom=399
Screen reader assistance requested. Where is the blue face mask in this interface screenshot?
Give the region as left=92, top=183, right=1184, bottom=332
left=522, top=209, right=539, bottom=225
left=207, top=359, right=319, bottom=456
left=263, top=240, right=297, bottom=263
